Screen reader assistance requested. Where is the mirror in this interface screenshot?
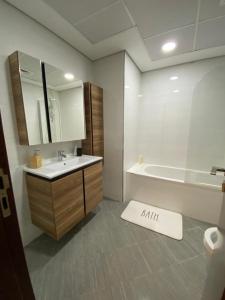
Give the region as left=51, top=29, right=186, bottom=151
left=9, top=51, right=86, bottom=145
left=19, top=52, right=49, bottom=145
left=44, top=63, right=86, bottom=143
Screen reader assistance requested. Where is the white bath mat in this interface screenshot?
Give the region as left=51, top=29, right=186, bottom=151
left=121, top=200, right=183, bottom=240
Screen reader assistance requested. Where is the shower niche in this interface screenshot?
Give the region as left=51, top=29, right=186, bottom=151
left=8, top=51, right=86, bottom=145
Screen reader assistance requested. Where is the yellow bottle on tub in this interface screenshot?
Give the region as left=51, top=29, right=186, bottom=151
left=138, top=155, right=144, bottom=164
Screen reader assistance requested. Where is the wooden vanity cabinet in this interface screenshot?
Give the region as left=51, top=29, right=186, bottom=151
left=84, top=162, right=103, bottom=214
left=26, top=171, right=85, bottom=240
left=26, top=161, right=103, bottom=240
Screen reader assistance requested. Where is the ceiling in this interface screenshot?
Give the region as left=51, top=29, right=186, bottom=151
left=5, top=0, right=225, bottom=71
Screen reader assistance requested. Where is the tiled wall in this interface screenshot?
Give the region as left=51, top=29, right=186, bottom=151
left=0, top=0, right=93, bottom=245
left=93, top=52, right=125, bottom=202
left=137, top=56, right=225, bottom=171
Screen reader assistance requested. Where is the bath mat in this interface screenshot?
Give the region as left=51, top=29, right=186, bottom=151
left=121, top=200, right=183, bottom=240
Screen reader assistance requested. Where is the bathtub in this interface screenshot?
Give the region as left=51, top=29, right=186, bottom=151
left=125, top=163, right=224, bottom=224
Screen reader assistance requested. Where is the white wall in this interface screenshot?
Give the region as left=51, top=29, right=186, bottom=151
left=0, top=0, right=93, bottom=246
left=138, top=56, right=225, bottom=171
left=123, top=54, right=141, bottom=201
left=93, top=52, right=125, bottom=202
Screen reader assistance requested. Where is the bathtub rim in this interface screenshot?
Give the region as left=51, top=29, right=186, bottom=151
left=127, top=163, right=223, bottom=191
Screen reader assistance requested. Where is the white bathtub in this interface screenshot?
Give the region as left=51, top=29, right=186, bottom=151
left=125, top=163, right=224, bottom=224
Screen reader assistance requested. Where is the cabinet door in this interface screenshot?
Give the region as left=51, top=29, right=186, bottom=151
left=91, top=84, right=104, bottom=157
left=84, top=162, right=103, bottom=214
left=82, top=82, right=93, bottom=155
left=52, top=171, right=85, bottom=239
left=26, top=174, right=56, bottom=238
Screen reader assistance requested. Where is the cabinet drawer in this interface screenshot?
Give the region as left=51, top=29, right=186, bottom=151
left=84, top=162, right=103, bottom=214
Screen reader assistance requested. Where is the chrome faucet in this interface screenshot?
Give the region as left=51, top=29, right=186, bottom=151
left=58, top=150, right=66, bottom=161
left=210, top=166, right=225, bottom=175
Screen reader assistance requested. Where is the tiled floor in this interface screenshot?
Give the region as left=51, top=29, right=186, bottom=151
left=25, top=199, right=211, bottom=300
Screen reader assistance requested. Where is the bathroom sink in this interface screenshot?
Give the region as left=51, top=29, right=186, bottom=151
left=23, top=155, right=102, bottom=179
left=45, top=156, right=91, bottom=171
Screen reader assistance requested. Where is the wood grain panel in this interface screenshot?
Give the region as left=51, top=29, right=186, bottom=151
left=84, top=161, right=103, bottom=214
left=82, top=82, right=93, bottom=155
left=26, top=171, right=85, bottom=240
left=26, top=174, right=55, bottom=237
left=56, top=207, right=84, bottom=240
left=82, top=82, right=104, bottom=157
left=8, top=51, right=29, bottom=145
left=52, top=171, right=85, bottom=239
left=91, top=84, right=104, bottom=157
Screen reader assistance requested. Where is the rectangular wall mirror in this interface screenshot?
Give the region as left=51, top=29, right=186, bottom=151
left=9, top=51, right=86, bottom=145
left=44, top=63, right=86, bottom=143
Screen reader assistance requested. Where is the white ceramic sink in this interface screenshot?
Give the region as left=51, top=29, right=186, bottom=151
left=24, top=155, right=102, bottom=179
left=45, top=156, right=91, bottom=172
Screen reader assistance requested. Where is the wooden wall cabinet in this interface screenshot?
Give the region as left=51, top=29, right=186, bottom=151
left=26, top=161, right=103, bottom=240
left=82, top=82, right=104, bottom=157
left=9, top=51, right=30, bottom=145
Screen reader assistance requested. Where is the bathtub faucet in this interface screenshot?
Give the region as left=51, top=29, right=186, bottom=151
left=210, top=166, right=225, bottom=175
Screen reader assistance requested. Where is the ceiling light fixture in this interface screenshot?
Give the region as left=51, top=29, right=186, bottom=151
left=125, top=85, right=130, bottom=89
left=173, top=89, right=179, bottom=93
left=170, top=76, right=178, bottom=81
left=64, top=73, right=74, bottom=80
left=162, top=41, right=177, bottom=53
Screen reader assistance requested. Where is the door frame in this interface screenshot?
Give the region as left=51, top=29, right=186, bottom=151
left=0, top=111, right=35, bottom=299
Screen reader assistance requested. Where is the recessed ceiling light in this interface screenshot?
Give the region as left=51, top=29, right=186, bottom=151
left=162, top=41, right=177, bottom=53
left=173, top=89, right=179, bottom=93
left=170, top=76, right=178, bottom=81
left=64, top=73, right=74, bottom=80
left=125, top=85, right=130, bottom=89
left=137, top=94, right=143, bottom=98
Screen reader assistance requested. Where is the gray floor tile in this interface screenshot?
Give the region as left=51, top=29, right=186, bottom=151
left=175, top=255, right=208, bottom=298
left=139, top=238, right=176, bottom=272
left=184, top=227, right=206, bottom=255
left=25, top=199, right=210, bottom=300
left=161, top=234, right=198, bottom=263
left=108, top=244, right=150, bottom=282
left=122, top=275, right=162, bottom=300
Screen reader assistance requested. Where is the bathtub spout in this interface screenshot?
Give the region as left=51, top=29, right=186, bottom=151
left=210, top=166, right=225, bottom=175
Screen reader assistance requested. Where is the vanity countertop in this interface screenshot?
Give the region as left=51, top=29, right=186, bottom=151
left=24, top=155, right=103, bottom=179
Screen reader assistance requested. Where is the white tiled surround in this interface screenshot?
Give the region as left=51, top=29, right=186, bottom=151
left=124, top=55, right=225, bottom=223
left=0, top=0, right=93, bottom=246
left=137, top=56, right=225, bottom=171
